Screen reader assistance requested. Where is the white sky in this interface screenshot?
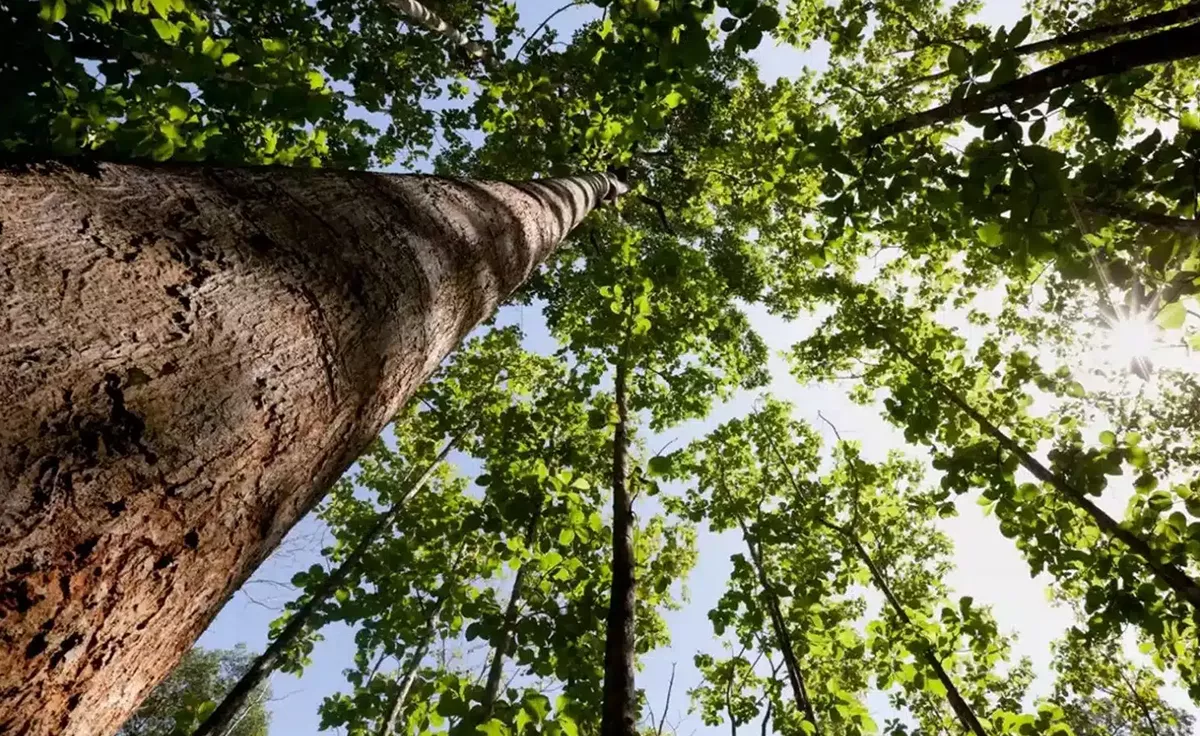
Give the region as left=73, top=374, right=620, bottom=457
left=197, top=1, right=1200, bottom=734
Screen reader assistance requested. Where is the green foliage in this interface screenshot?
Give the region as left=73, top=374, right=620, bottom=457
left=117, top=645, right=270, bottom=736
left=20, top=0, right=1200, bottom=732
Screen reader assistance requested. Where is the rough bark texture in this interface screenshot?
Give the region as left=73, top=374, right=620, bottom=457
left=0, top=160, right=619, bottom=736
left=385, top=0, right=487, bottom=58
left=193, top=438, right=456, bottom=736
left=600, top=353, right=637, bottom=736
left=862, top=20, right=1200, bottom=144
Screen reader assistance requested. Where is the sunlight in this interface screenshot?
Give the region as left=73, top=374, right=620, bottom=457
left=1099, top=313, right=1158, bottom=379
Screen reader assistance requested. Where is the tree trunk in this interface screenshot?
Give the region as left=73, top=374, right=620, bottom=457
left=378, top=596, right=445, bottom=736
left=481, top=501, right=543, bottom=712
left=385, top=0, right=488, bottom=58
left=882, top=335, right=1200, bottom=612
left=193, top=438, right=455, bottom=736
left=844, top=535, right=987, bottom=735
left=737, top=519, right=820, bottom=733
left=600, top=349, right=637, bottom=736
left=0, top=160, right=621, bottom=736
left=861, top=20, right=1200, bottom=144
left=1013, top=1, right=1200, bottom=58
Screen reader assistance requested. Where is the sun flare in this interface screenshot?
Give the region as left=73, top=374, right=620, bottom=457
left=1098, top=313, right=1159, bottom=379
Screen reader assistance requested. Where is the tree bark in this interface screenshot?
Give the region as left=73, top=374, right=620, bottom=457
left=882, top=335, right=1200, bottom=613
left=737, top=519, right=820, bottom=734
left=481, top=501, right=543, bottom=712
left=193, top=438, right=455, bottom=736
left=385, top=0, right=488, bottom=59
left=0, top=160, right=622, bottom=736
left=861, top=20, right=1200, bottom=145
left=600, top=348, right=637, bottom=736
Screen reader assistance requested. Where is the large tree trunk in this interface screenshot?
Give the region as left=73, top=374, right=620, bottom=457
left=600, top=349, right=637, bottom=736
left=0, top=160, right=621, bottom=736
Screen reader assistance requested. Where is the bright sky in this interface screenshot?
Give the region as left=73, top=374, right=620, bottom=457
left=196, top=1, right=1199, bottom=734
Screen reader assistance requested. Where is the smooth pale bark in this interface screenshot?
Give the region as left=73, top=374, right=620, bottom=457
left=0, top=160, right=621, bottom=736
left=192, top=438, right=456, bottom=736
left=600, top=349, right=637, bottom=736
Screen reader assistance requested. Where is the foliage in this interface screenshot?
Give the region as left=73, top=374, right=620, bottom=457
left=13, top=0, right=1200, bottom=733
left=117, top=646, right=270, bottom=736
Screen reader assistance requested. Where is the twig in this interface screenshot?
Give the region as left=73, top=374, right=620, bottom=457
left=656, top=663, right=677, bottom=736
left=515, top=1, right=583, bottom=59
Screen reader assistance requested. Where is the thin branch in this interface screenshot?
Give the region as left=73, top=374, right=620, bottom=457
left=656, top=663, right=677, bottom=736
left=516, top=1, right=583, bottom=59
left=637, top=194, right=676, bottom=235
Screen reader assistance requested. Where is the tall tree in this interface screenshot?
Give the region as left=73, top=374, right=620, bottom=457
left=117, top=645, right=270, bottom=736
left=0, top=162, right=622, bottom=736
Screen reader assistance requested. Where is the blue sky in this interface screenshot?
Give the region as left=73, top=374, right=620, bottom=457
left=197, top=1, right=1199, bottom=734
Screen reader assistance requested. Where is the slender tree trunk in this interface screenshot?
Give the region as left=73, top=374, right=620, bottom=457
left=861, top=20, right=1200, bottom=144
left=882, top=335, right=1200, bottom=612
left=385, top=0, right=488, bottom=58
left=762, top=440, right=988, bottom=735
left=481, top=502, right=543, bottom=712
left=844, top=534, right=987, bottom=735
left=1013, top=1, right=1200, bottom=57
left=600, top=347, right=637, bottom=736
left=193, top=439, right=455, bottom=736
left=736, top=519, right=820, bottom=734
left=378, top=596, right=446, bottom=736
left=0, top=160, right=622, bottom=736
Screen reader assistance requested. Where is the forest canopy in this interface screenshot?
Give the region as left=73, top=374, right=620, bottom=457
left=6, top=0, right=1200, bottom=734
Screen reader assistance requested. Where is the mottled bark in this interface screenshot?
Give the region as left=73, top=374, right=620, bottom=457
left=385, top=0, right=487, bottom=58
left=600, top=350, right=637, bottom=736
left=193, top=438, right=456, bottom=736
left=0, top=160, right=621, bottom=736
left=861, top=20, right=1200, bottom=145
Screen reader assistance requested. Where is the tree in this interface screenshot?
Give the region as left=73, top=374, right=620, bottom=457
left=117, top=645, right=270, bottom=736
left=1050, top=629, right=1195, bottom=736
left=0, top=161, right=622, bottom=736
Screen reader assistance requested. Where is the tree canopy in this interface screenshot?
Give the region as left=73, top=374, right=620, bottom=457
left=15, top=0, right=1200, bottom=734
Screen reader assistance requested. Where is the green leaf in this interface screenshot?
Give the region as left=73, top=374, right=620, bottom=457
left=1084, top=100, right=1120, bottom=145
left=1156, top=301, right=1185, bottom=330
left=477, top=718, right=510, bottom=736
left=150, top=18, right=180, bottom=43
left=1009, top=15, right=1032, bottom=47
left=334, top=588, right=350, bottom=603
left=648, top=455, right=672, bottom=476
left=1099, top=430, right=1116, bottom=447
left=39, top=0, right=66, bottom=22
left=947, top=46, right=968, bottom=75
left=558, top=529, right=574, bottom=546
left=720, top=17, right=738, bottom=32
left=514, top=709, right=531, bottom=734
left=150, top=0, right=171, bottom=18
left=977, top=222, right=1003, bottom=247
left=1065, top=381, right=1084, bottom=398
left=1182, top=111, right=1200, bottom=132
left=1029, top=118, right=1045, bottom=143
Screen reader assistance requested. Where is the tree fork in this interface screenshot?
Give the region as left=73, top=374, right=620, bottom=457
left=764, top=439, right=987, bottom=736
left=0, top=160, right=623, bottom=736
